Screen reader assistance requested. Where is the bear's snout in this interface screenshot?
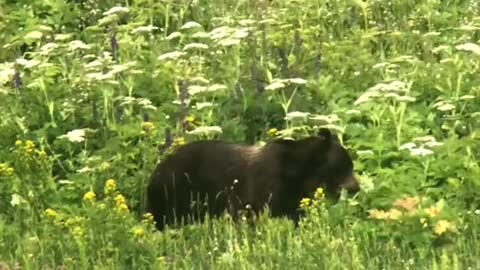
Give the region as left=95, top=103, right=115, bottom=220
left=340, top=174, right=360, bottom=194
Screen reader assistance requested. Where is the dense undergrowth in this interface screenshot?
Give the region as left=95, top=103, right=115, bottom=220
left=0, top=0, right=479, bottom=269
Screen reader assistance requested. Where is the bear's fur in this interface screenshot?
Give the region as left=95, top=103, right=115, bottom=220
left=146, top=128, right=359, bottom=230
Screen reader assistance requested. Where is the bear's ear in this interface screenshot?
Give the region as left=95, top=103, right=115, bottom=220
left=317, top=128, right=332, bottom=140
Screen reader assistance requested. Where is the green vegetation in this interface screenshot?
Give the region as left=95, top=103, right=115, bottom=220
left=0, top=0, right=479, bottom=269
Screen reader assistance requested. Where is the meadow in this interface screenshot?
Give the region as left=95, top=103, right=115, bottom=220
left=0, top=0, right=479, bottom=269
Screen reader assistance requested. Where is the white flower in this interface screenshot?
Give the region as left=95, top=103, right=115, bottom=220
left=190, top=76, right=210, bottom=85
left=188, top=84, right=227, bottom=96
left=410, top=147, right=434, bottom=156
left=309, top=114, right=340, bottom=123
left=413, top=136, right=436, bottom=143
left=191, top=32, right=210, bottom=39
left=359, top=175, right=374, bottom=193
left=132, top=25, right=159, bottom=34
left=55, top=34, right=72, bottom=41
left=460, top=95, right=475, bottom=100
left=158, top=51, right=185, bottom=61
left=219, top=38, right=241, bottom=47
left=239, top=19, right=256, bottom=26
left=346, top=109, right=361, bottom=115
left=265, top=81, right=285, bottom=91
left=166, top=32, right=182, bottom=40
left=103, top=6, right=129, bottom=16
left=399, top=143, right=416, bottom=150
left=424, top=141, right=443, bottom=148
left=39, top=43, right=59, bottom=55
left=181, top=21, right=202, bottom=30
left=285, top=78, right=307, bottom=85
left=15, top=58, right=40, bottom=69
left=24, top=31, right=43, bottom=41
left=10, top=194, right=27, bottom=207
left=357, top=150, right=374, bottom=156
left=59, top=129, right=91, bottom=143
left=68, top=40, right=90, bottom=50
left=395, top=96, right=416, bottom=102
left=456, top=42, right=480, bottom=55
left=434, top=102, right=455, bottom=112
left=187, top=126, right=223, bottom=136
left=184, top=43, right=209, bottom=51
left=193, top=102, right=214, bottom=110
left=285, top=111, right=310, bottom=121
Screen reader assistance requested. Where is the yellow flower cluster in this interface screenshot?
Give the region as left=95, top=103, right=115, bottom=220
left=104, top=178, right=116, bottom=194
left=434, top=220, right=456, bottom=236
left=368, top=208, right=403, bottom=220
left=143, top=212, right=154, bottom=222
left=15, top=139, right=47, bottom=159
left=83, top=191, right=96, bottom=202
left=45, top=208, right=59, bottom=219
left=299, top=198, right=311, bottom=209
left=132, top=226, right=145, bottom=238
left=368, top=195, right=457, bottom=237
left=72, top=226, right=85, bottom=239
left=38, top=150, right=47, bottom=159
left=141, top=121, right=155, bottom=133
left=267, top=128, right=279, bottom=137
left=184, top=115, right=195, bottom=123
left=299, top=188, right=326, bottom=210
left=314, top=187, right=325, bottom=200
left=24, top=140, right=35, bottom=154
left=114, top=194, right=129, bottom=214
left=392, top=196, right=419, bottom=215
left=425, top=206, right=441, bottom=218
left=15, top=140, right=22, bottom=147
left=0, top=163, right=14, bottom=176
left=172, top=137, right=186, bottom=147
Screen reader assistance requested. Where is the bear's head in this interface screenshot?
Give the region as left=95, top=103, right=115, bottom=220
left=281, top=128, right=360, bottom=198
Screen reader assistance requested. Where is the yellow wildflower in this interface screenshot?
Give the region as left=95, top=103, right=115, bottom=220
left=425, top=206, right=441, bottom=218
left=369, top=208, right=403, bottom=220
left=386, top=209, right=402, bottom=220
left=5, top=167, right=14, bottom=175
left=185, top=115, right=195, bottom=123
left=44, top=208, right=58, bottom=218
left=368, top=209, right=389, bottom=220
left=420, top=218, right=428, bottom=228
left=114, top=194, right=126, bottom=206
left=141, top=121, right=155, bottom=132
left=393, top=196, right=419, bottom=213
left=299, top=198, right=311, bottom=209
left=0, top=163, right=14, bottom=176
left=64, top=217, right=84, bottom=228
left=104, top=179, right=117, bottom=194
left=314, top=187, right=325, bottom=200
left=15, top=140, right=23, bottom=147
left=173, top=137, right=186, bottom=147
left=116, top=203, right=129, bottom=214
left=267, top=128, right=279, bottom=137
left=25, top=140, right=35, bottom=154
left=133, top=227, right=145, bottom=238
left=38, top=150, right=47, bottom=159
left=143, top=212, right=154, bottom=222
left=83, top=191, right=96, bottom=202
left=433, top=220, right=456, bottom=236
left=72, top=226, right=85, bottom=238
left=98, top=162, right=111, bottom=172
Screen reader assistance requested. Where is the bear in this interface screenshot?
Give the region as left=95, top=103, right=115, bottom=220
left=146, top=128, right=359, bottom=230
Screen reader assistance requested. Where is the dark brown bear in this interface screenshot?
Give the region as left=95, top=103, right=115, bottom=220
left=146, top=128, right=359, bottom=230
